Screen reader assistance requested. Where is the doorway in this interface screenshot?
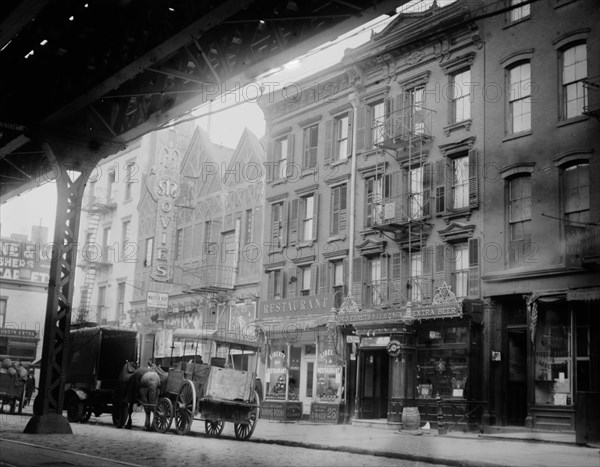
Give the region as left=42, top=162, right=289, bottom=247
left=507, top=329, right=527, bottom=425
left=360, top=349, right=389, bottom=419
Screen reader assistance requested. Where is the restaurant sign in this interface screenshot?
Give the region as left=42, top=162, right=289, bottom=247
left=259, top=294, right=334, bottom=319
left=337, top=303, right=462, bottom=325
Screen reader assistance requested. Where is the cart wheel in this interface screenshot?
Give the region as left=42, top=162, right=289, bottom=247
left=80, top=403, right=92, bottom=423
left=234, top=389, right=260, bottom=441
left=205, top=420, right=225, bottom=437
left=66, top=398, right=84, bottom=423
left=154, top=397, right=174, bottom=434
left=175, top=380, right=196, bottom=436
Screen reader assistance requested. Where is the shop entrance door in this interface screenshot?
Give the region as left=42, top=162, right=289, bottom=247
left=507, top=329, right=527, bottom=425
left=360, top=349, right=389, bottom=419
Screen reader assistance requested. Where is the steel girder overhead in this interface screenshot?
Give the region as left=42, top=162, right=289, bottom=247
left=0, top=0, right=404, bottom=202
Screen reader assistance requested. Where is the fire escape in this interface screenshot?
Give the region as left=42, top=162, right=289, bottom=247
left=75, top=187, right=117, bottom=323
left=369, top=100, right=435, bottom=309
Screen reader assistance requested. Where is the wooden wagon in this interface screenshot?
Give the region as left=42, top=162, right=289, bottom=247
left=152, top=329, right=262, bottom=440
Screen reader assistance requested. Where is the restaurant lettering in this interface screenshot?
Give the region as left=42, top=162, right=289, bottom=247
left=260, top=294, right=334, bottom=318
left=338, top=304, right=462, bottom=324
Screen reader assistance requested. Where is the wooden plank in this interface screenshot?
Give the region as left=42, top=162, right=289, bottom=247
left=205, top=367, right=254, bottom=402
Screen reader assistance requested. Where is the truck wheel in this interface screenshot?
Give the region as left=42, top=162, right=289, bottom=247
left=66, top=398, right=83, bottom=422
left=80, top=403, right=92, bottom=423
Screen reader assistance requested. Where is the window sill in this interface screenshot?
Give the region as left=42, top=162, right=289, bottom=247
left=502, top=130, right=532, bottom=143
left=328, top=158, right=350, bottom=168
left=359, top=228, right=379, bottom=238
left=300, top=168, right=317, bottom=178
left=502, top=16, right=531, bottom=30
left=296, top=240, right=315, bottom=249
left=442, top=208, right=474, bottom=223
left=328, top=235, right=347, bottom=243
left=443, top=119, right=472, bottom=136
left=270, top=179, right=286, bottom=187
left=557, top=114, right=588, bottom=128
left=554, top=0, right=581, bottom=9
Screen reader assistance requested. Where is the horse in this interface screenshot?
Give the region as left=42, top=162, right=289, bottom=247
left=115, top=362, right=167, bottom=430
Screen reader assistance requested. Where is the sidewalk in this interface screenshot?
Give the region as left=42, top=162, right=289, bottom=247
left=2, top=407, right=599, bottom=467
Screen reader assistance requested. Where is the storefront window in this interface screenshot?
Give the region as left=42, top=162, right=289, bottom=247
left=416, top=324, right=469, bottom=399
left=534, top=306, right=572, bottom=406
left=316, top=335, right=343, bottom=402
left=266, top=345, right=288, bottom=400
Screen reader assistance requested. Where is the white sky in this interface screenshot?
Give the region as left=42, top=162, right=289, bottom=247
left=0, top=1, right=441, bottom=239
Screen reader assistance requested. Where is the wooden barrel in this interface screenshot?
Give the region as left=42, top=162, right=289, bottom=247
left=402, top=407, right=421, bottom=430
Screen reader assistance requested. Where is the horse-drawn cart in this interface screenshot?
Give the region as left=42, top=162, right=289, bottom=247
left=153, top=329, right=262, bottom=440
left=154, top=362, right=260, bottom=440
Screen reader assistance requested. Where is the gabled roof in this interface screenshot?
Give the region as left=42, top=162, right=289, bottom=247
left=223, top=128, right=266, bottom=186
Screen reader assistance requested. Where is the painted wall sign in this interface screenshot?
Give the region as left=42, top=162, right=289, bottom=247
left=259, top=293, right=334, bottom=319
left=0, top=238, right=50, bottom=283
left=338, top=304, right=461, bottom=324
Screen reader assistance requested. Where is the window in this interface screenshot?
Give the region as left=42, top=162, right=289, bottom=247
left=145, top=237, right=154, bottom=267
left=561, top=44, right=587, bottom=119
left=508, top=63, right=531, bottom=133
left=366, top=257, right=382, bottom=306
left=107, top=170, right=116, bottom=202
left=268, top=269, right=284, bottom=299
left=0, top=297, right=6, bottom=328
left=409, top=166, right=424, bottom=219
left=365, top=174, right=386, bottom=228
left=299, top=266, right=311, bottom=296
left=335, top=114, right=349, bottom=161
left=97, top=285, right=107, bottom=323
left=332, top=260, right=345, bottom=307
left=452, top=243, right=469, bottom=299
left=301, top=194, right=315, bottom=241
left=331, top=184, right=347, bottom=236
left=452, top=156, right=469, bottom=210
left=371, top=101, right=386, bottom=145
left=124, top=163, right=134, bottom=201
left=509, top=0, right=530, bottom=22
left=409, top=252, right=423, bottom=303
left=564, top=163, right=590, bottom=224
left=121, top=220, right=131, bottom=260
left=451, top=69, right=471, bottom=123
left=576, top=307, right=591, bottom=392
left=116, top=282, right=126, bottom=319
left=271, top=202, right=284, bottom=248
left=407, top=86, right=425, bottom=135
left=245, top=209, right=253, bottom=244
left=102, top=227, right=112, bottom=262
left=275, top=136, right=289, bottom=181
left=302, top=124, right=318, bottom=169
left=508, top=175, right=532, bottom=265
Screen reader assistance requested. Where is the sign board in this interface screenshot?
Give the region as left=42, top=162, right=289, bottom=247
left=338, top=304, right=461, bottom=325
left=147, top=291, right=169, bottom=309
left=346, top=335, right=360, bottom=344
left=259, top=294, right=334, bottom=319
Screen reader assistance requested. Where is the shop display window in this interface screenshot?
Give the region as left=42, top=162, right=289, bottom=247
left=265, top=344, right=300, bottom=401
left=534, top=307, right=572, bottom=406
left=416, top=324, right=470, bottom=399
left=316, top=335, right=344, bottom=402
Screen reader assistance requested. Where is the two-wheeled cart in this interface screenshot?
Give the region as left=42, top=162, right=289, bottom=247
left=153, top=329, right=261, bottom=440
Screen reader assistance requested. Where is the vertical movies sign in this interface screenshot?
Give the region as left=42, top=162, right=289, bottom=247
left=147, top=144, right=180, bottom=282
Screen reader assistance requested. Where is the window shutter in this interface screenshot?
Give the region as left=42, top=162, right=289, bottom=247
left=468, top=148, right=479, bottom=208
left=289, top=199, right=299, bottom=244
left=400, top=169, right=409, bottom=221
left=342, top=258, right=349, bottom=296
left=380, top=253, right=389, bottom=305
left=423, top=162, right=432, bottom=217
left=340, top=184, right=347, bottom=234
left=356, top=105, right=366, bottom=153
left=266, top=141, right=274, bottom=182
left=365, top=178, right=373, bottom=228
left=347, top=108, right=354, bottom=158
left=312, top=193, right=319, bottom=241
left=422, top=246, right=434, bottom=301
left=384, top=96, right=393, bottom=143
left=390, top=171, right=402, bottom=223
left=268, top=271, right=275, bottom=299
left=324, top=119, right=333, bottom=164
left=310, top=264, right=319, bottom=294
left=351, top=257, right=364, bottom=307
left=280, top=269, right=287, bottom=298
left=271, top=205, right=279, bottom=245
left=253, top=206, right=262, bottom=243
left=319, top=262, right=328, bottom=295
left=311, top=125, right=319, bottom=168
left=434, top=243, right=447, bottom=291
left=435, top=159, right=447, bottom=215
left=286, top=133, right=295, bottom=178
left=281, top=201, right=288, bottom=246
left=288, top=266, right=298, bottom=298
left=390, top=252, right=405, bottom=306
left=468, top=238, right=480, bottom=297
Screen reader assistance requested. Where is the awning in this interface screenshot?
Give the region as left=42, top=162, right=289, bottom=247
left=211, top=330, right=262, bottom=350
left=567, top=287, right=600, bottom=302
left=258, top=315, right=331, bottom=335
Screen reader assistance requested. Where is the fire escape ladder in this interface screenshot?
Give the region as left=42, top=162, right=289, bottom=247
left=76, top=208, right=101, bottom=323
